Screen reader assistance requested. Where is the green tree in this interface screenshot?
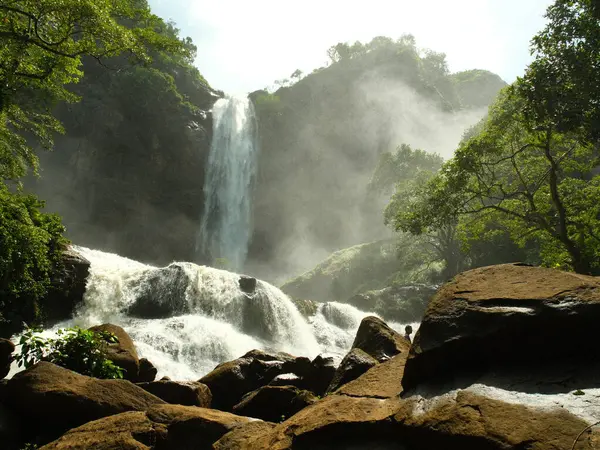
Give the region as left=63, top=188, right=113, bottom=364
left=393, top=88, right=600, bottom=274
left=0, top=0, right=187, bottom=180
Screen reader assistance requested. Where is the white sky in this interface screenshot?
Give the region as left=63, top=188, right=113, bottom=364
left=148, top=0, right=554, bottom=95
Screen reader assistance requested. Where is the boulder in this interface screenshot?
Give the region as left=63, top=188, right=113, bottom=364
left=232, top=385, right=318, bottom=422
left=43, top=247, right=90, bottom=328
left=200, top=350, right=313, bottom=411
left=213, top=421, right=277, bottom=450
left=402, top=263, right=600, bottom=391
left=301, top=354, right=336, bottom=396
left=0, top=338, right=15, bottom=379
left=6, top=362, right=165, bottom=439
left=88, top=324, right=140, bottom=381
left=336, top=353, right=407, bottom=399
left=136, top=358, right=157, bottom=383
left=239, top=276, right=257, bottom=294
left=351, top=316, right=410, bottom=362
left=268, top=373, right=304, bottom=389
left=40, top=404, right=256, bottom=450
left=326, top=348, right=378, bottom=393
left=137, top=380, right=211, bottom=407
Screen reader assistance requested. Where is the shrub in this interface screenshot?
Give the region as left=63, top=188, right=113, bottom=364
left=15, top=327, right=124, bottom=379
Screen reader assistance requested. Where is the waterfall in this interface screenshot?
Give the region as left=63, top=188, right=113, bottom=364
left=198, top=96, right=258, bottom=272
left=8, top=247, right=418, bottom=380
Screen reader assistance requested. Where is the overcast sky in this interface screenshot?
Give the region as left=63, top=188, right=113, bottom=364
left=148, top=0, right=554, bottom=95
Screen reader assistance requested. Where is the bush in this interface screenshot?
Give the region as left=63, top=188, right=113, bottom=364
left=0, top=182, right=68, bottom=333
left=15, top=327, right=124, bottom=379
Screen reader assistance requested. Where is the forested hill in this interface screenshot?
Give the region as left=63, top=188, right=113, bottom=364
left=246, top=37, right=506, bottom=279
left=26, top=21, right=222, bottom=264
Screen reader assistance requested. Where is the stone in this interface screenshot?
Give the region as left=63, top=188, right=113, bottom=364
left=326, top=348, right=378, bottom=393
left=301, top=354, right=336, bottom=396
left=268, top=373, right=304, bottom=389
left=402, top=263, right=600, bottom=391
left=232, top=385, right=318, bottom=422
left=336, top=353, right=407, bottom=399
left=0, top=338, right=15, bottom=379
left=239, top=276, right=257, bottom=294
left=6, top=362, right=165, bottom=440
left=137, top=380, right=211, bottom=407
left=88, top=323, right=140, bottom=381
left=40, top=404, right=256, bottom=450
left=213, top=421, right=277, bottom=450
left=351, top=316, right=410, bottom=362
left=136, top=358, right=157, bottom=383
left=200, top=350, right=313, bottom=411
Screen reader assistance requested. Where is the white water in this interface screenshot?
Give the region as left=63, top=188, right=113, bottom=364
left=198, top=96, right=258, bottom=272
left=9, top=247, right=416, bottom=380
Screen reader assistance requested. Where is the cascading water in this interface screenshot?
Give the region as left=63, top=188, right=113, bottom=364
left=198, top=96, right=258, bottom=272
left=9, top=247, right=419, bottom=380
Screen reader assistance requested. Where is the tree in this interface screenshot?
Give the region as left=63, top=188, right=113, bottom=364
left=516, top=0, right=600, bottom=142
left=0, top=0, right=187, bottom=180
left=393, top=88, right=600, bottom=274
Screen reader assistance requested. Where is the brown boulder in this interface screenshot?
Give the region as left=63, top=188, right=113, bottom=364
left=137, top=380, right=211, bottom=407
left=402, top=263, right=600, bottom=391
left=351, top=316, right=410, bottom=362
left=0, top=338, right=15, bottom=379
left=213, top=421, right=277, bottom=450
left=233, top=385, right=318, bottom=422
left=6, top=362, right=165, bottom=438
left=89, top=324, right=140, bottom=381
left=326, top=348, right=377, bottom=394
left=301, top=354, right=336, bottom=396
left=136, top=358, right=157, bottom=382
left=200, top=349, right=312, bottom=411
left=40, top=404, right=257, bottom=450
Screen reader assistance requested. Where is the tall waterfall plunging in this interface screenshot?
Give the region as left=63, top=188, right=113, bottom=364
left=198, top=96, right=258, bottom=272
left=8, top=246, right=419, bottom=380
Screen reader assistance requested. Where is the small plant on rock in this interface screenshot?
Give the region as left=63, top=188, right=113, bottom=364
left=15, top=327, right=124, bottom=379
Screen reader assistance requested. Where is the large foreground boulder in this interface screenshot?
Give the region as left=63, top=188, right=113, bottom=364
left=232, top=385, right=318, bottom=422
left=137, top=380, right=211, bottom=407
left=6, top=362, right=165, bottom=439
left=351, top=316, right=410, bottom=362
left=40, top=404, right=258, bottom=450
left=88, top=323, right=140, bottom=381
left=402, top=263, right=600, bottom=391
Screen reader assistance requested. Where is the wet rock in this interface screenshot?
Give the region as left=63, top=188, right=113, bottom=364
left=402, top=263, right=600, bottom=391
left=137, top=380, right=211, bottom=407
left=326, top=348, right=378, bottom=394
left=233, top=385, right=318, bottom=422
left=126, top=264, right=191, bottom=319
left=351, top=316, right=410, bottom=362
left=0, top=338, right=15, bottom=379
left=136, top=358, right=157, bottom=383
left=88, top=324, right=140, bottom=380
left=239, top=276, right=257, bottom=294
left=6, top=362, right=165, bottom=442
left=40, top=404, right=256, bottom=450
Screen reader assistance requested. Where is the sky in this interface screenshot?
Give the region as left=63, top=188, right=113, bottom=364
left=148, top=0, right=554, bottom=95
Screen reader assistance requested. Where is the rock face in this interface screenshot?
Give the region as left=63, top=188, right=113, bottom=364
left=402, top=263, right=600, bottom=391
left=326, top=348, right=377, bottom=394
left=88, top=324, right=140, bottom=381
left=137, top=380, right=211, bottom=407
left=6, top=362, right=165, bottom=439
left=232, top=385, right=318, bottom=422
left=351, top=316, right=410, bottom=362
left=0, top=338, right=15, bottom=379
left=43, top=247, right=90, bottom=327
left=200, top=350, right=312, bottom=411
left=40, top=404, right=256, bottom=450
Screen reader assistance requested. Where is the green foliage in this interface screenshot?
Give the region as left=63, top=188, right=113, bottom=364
left=0, top=0, right=188, bottom=180
left=15, top=326, right=124, bottom=379
left=0, top=182, right=67, bottom=330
